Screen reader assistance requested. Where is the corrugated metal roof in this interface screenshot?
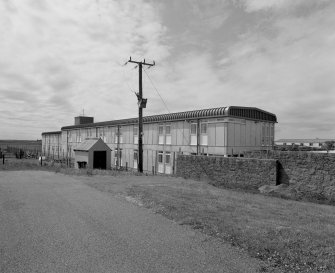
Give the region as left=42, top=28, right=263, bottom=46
left=61, top=106, right=277, bottom=130
left=73, top=138, right=102, bottom=151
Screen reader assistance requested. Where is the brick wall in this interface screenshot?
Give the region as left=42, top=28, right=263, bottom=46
left=245, top=151, right=335, bottom=200
left=176, top=155, right=277, bottom=190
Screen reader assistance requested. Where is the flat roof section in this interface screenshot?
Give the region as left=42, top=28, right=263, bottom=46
left=42, top=131, right=62, bottom=135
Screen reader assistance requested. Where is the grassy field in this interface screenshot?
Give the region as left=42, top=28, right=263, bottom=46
left=0, top=158, right=43, bottom=170
left=85, top=175, right=335, bottom=273
left=1, top=161, right=335, bottom=272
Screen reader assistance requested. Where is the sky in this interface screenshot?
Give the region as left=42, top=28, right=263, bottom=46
left=1, top=0, right=335, bottom=140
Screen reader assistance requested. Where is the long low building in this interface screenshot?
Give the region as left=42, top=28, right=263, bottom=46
left=42, top=106, right=277, bottom=174
left=275, top=138, right=335, bottom=148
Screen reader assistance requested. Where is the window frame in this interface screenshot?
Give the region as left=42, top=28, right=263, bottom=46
left=158, top=151, right=163, bottom=163
left=165, top=152, right=171, bottom=165
left=200, top=123, right=207, bottom=134
left=190, top=123, right=197, bottom=135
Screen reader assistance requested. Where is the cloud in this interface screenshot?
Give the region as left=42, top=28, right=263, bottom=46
left=0, top=0, right=169, bottom=139
left=1, top=0, right=335, bottom=141
left=215, top=4, right=335, bottom=138
left=241, top=0, right=331, bottom=13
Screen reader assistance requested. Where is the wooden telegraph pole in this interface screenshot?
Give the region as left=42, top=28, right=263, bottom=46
left=127, top=57, right=155, bottom=173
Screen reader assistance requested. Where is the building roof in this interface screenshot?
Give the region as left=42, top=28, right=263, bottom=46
left=61, top=106, right=277, bottom=130
left=73, top=138, right=111, bottom=152
left=41, top=131, right=62, bottom=135
left=276, top=138, right=335, bottom=143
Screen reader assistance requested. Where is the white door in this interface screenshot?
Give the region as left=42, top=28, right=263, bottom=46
left=165, top=152, right=171, bottom=174
left=158, top=151, right=164, bottom=173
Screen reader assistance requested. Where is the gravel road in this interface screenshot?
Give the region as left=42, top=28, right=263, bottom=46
left=0, top=171, right=264, bottom=273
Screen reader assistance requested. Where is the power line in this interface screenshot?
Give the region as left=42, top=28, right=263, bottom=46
left=120, top=62, right=137, bottom=95
left=143, top=70, right=197, bottom=153
left=143, top=69, right=170, bottom=114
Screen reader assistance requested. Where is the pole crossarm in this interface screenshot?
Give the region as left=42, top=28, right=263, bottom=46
left=127, top=57, right=155, bottom=67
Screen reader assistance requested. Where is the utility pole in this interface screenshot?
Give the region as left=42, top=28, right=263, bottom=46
left=127, top=57, right=155, bottom=173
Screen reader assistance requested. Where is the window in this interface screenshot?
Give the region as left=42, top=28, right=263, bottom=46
left=165, top=125, right=171, bottom=135
left=134, top=127, right=138, bottom=144
left=191, top=124, right=197, bottom=135
left=158, top=151, right=163, bottom=163
left=86, top=128, right=94, bottom=138
left=158, top=125, right=164, bottom=144
left=97, top=127, right=105, bottom=141
left=114, top=128, right=123, bottom=144
left=165, top=152, right=171, bottom=164
left=165, top=152, right=172, bottom=174
left=190, top=123, right=197, bottom=145
left=201, top=123, right=207, bottom=134
left=158, top=151, right=164, bottom=173
left=106, top=127, right=113, bottom=143
left=200, top=123, right=208, bottom=145
left=165, top=125, right=171, bottom=145
left=75, top=130, right=81, bottom=142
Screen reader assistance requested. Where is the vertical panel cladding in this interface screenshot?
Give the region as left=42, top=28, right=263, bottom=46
left=143, top=124, right=148, bottom=145
left=234, top=123, right=241, bottom=148
left=251, top=121, right=256, bottom=146
left=255, top=121, right=262, bottom=146
left=182, top=121, right=186, bottom=146
left=171, top=122, right=177, bottom=145
left=215, top=123, right=225, bottom=147
left=174, top=122, right=180, bottom=145
left=184, top=121, right=191, bottom=146
left=145, top=149, right=150, bottom=172
left=124, top=126, right=129, bottom=145
left=208, top=123, right=216, bottom=147
left=240, top=123, right=246, bottom=148
left=125, top=125, right=131, bottom=144
left=152, top=123, right=158, bottom=145
left=145, top=124, right=151, bottom=145
left=227, top=123, right=235, bottom=151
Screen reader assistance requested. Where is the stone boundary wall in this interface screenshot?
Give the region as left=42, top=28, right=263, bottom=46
left=176, top=155, right=277, bottom=190
left=245, top=151, right=335, bottom=200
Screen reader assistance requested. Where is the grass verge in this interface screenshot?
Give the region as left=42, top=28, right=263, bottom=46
left=123, top=178, right=335, bottom=273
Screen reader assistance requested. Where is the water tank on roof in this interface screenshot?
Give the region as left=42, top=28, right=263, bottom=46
left=75, top=116, right=94, bottom=125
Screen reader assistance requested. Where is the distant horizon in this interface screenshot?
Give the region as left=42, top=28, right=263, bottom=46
left=0, top=139, right=41, bottom=142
